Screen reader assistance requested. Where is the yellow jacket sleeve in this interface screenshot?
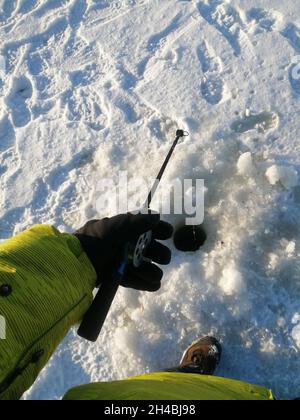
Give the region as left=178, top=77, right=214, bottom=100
left=0, top=225, right=97, bottom=400
left=63, top=372, right=274, bottom=401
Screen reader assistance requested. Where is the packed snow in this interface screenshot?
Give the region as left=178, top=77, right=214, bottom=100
left=0, top=0, right=300, bottom=400
left=237, top=151, right=254, bottom=176
left=266, top=164, right=298, bottom=189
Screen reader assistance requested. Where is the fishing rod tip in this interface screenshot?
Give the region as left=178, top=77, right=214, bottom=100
left=176, top=129, right=190, bottom=138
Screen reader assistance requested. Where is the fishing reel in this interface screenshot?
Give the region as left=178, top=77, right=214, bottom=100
left=129, top=231, right=153, bottom=268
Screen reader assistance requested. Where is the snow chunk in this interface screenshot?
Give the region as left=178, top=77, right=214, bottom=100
left=268, top=253, right=279, bottom=271
left=219, top=264, right=246, bottom=296
left=286, top=241, right=296, bottom=255
left=292, top=324, right=300, bottom=349
left=237, top=152, right=254, bottom=176
left=292, top=313, right=300, bottom=325
left=260, top=337, right=276, bottom=353
left=0, top=55, right=6, bottom=76
left=266, top=165, right=298, bottom=189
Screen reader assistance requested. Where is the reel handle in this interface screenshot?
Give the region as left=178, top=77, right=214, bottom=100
left=77, top=232, right=152, bottom=342
left=77, top=262, right=127, bottom=342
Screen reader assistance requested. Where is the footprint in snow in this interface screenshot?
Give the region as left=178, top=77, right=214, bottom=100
left=17, top=0, right=40, bottom=15
left=200, top=78, right=224, bottom=105
left=197, top=42, right=227, bottom=105
left=6, top=76, right=33, bottom=128
left=231, top=111, right=279, bottom=134
left=247, top=8, right=284, bottom=33
left=281, top=23, right=300, bottom=54
left=0, top=0, right=17, bottom=22
left=197, top=0, right=248, bottom=57
left=281, top=23, right=300, bottom=95
left=64, top=89, right=107, bottom=132
left=115, top=97, right=138, bottom=124
left=0, top=115, right=16, bottom=152
left=289, top=63, right=300, bottom=95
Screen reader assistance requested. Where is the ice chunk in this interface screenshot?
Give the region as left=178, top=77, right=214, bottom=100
left=219, top=264, right=246, bottom=296
left=0, top=55, right=6, bottom=76
left=292, top=324, right=300, bottom=349
left=268, top=253, right=279, bottom=271
left=286, top=241, right=296, bottom=255
left=237, top=152, right=254, bottom=176
left=265, top=165, right=298, bottom=189
left=292, top=313, right=300, bottom=325
left=260, top=337, right=276, bottom=353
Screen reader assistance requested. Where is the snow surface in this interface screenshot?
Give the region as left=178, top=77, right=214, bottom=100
left=0, top=0, right=300, bottom=400
left=237, top=151, right=254, bottom=176
left=266, top=164, right=298, bottom=189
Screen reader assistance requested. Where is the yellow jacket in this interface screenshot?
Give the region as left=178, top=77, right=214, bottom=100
left=0, top=225, right=273, bottom=400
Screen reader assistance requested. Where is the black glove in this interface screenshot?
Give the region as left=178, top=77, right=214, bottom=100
left=75, top=213, right=173, bottom=292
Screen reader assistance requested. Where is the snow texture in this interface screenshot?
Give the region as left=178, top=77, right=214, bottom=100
left=266, top=165, right=298, bottom=189
left=237, top=152, right=254, bottom=176
left=0, top=0, right=299, bottom=400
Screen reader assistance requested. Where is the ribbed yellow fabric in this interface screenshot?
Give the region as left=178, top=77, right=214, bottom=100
left=63, top=372, right=274, bottom=401
left=0, top=225, right=275, bottom=401
left=0, top=225, right=97, bottom=400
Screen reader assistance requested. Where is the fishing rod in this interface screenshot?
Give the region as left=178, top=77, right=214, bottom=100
left=78, top=129, right=189, bottom=342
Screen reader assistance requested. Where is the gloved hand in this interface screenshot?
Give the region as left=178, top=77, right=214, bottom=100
left=75, top=213, right=173, bottom=292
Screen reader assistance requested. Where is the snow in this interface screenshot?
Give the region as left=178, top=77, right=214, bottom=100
left=0, top=0, right=299, bottom=400
left=266, top=164, right=298, bottom=189
left=219, top=264, right=247, bottom=297
left=237, top=152, right=254, bottom=176
left=286, top=241, right=296, bottom=255
left=292, top=324, right=300, bottom=350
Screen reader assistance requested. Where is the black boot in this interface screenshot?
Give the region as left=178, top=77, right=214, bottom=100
left=166, top=337, right=222, bottom=376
